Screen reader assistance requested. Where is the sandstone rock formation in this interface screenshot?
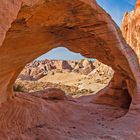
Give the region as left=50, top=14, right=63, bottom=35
left=73, top=59, right=95, bottom=75
left=19, top=59, right=95, bottom=80
left=88, top=60, right=114, bottom=84
left=0, top=0, right=139, bottom=111
left=136, top=0, right=140, bottom=9
left=14, top=59, right=113, bottom=98
left=122, top=1, right=140, bottom=62
left=0, top=0, right=140, bottom=139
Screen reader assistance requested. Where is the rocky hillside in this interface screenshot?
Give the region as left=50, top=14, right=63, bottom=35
left=18, top=59, right=113, bottom=80
left=122, top=0, right=140, bottom=62
left=15, top=59, right=114, bottom=97
left=19, top=59, right=95, bottom=80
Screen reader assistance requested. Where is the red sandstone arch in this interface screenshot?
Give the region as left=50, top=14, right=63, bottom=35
left=136, top=0, right=140, bottom=9
left=0, top=0, right=140, bottom=113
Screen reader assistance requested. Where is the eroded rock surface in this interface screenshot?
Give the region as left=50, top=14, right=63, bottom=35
left=14, top=60, right=113, bottom=98
left=0, top=0, right=140, bottom=139
left=122, top=1, right=140, bottom=62
left=19, top=59, right=96, bottom=80
left=0, top=0, right=139, bottom=105
left=0, top=93, right=132, bottom=140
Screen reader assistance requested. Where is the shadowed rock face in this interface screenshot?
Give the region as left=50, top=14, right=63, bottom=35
left=0, top=0, right=140, bottom=139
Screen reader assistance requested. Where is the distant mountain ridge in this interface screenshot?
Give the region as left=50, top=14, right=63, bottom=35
left=18, top=59, right=114, bottom=82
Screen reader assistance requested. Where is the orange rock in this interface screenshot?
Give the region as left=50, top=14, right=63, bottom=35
left=0, top=0, right=140, bottom=139
left=0, top=0, right=139, bottom=105
left=136, top=0, right=140, bottom=9
left=122, top=0, right=140, bottom=62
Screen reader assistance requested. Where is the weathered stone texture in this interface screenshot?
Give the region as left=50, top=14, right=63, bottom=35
left=122, top=2, right=140, bottom=62
left=0, top=0, right=140, bottom=139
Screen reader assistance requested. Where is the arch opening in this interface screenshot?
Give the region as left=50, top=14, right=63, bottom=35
left=13, top=47, right=132, bottom=109
left=14, top=47, right=112, bottom=96
left=0, top=0, right=140, bottom=139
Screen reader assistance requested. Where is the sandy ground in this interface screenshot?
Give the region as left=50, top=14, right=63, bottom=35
left=0, top=92, right=139, bottom=140
left=15, top=72, right=109, bottom=97
left=39, top=72, right=107, bottom=91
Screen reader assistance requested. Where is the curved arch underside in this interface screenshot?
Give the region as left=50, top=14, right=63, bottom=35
left=0, top=0, right=140, bottom=138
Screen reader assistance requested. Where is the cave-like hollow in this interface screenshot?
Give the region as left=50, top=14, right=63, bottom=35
left=0, top=0, right=140, bottom=114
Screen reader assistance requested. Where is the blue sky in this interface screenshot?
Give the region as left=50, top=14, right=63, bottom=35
left=38, top=0, right=136, bottom=60
left=38, top=47, right=86, bottom=60
left=96, top=0, right=136, bottom=26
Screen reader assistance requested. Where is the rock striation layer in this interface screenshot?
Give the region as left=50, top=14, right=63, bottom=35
left=0, top=0, right=139, bottom=110
left=0, top=0, right=140, bottom=139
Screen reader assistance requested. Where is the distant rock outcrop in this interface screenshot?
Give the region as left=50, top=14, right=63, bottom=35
left=88, top=61, right=114, bottom=84
left=19, top=59, right=97, bottom=80
left=122, top=2, right=140, bottom=62
left=18, top=59, right=114, bottom=81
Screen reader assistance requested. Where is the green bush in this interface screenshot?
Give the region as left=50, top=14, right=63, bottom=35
left=13, top=84, right=24, bottom=92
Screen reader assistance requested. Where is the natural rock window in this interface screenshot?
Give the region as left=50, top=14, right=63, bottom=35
left=14, top=47, right=114, bottom=98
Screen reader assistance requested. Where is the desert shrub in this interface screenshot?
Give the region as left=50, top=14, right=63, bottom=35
left=13, top=84, right=24, bottom=92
